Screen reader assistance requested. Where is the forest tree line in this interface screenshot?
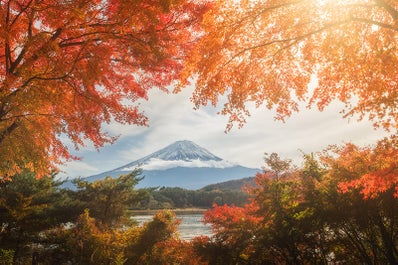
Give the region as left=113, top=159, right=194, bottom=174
left=136, top=178, right=254, bottom=209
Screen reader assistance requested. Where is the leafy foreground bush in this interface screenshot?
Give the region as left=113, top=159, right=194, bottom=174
left=0, top=249, right=14, bottom=265
left=50, top=210, right=183, bottom=265
left=0, top=170, right=205, bottom=264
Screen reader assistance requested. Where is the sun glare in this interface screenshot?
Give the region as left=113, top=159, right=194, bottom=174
left=316, top=0, right=333, bottom=6
left=316, top=0, right=360, bottom=5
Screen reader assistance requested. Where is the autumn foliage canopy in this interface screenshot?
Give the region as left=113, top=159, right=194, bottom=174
left=183, top=0, right=398, bottom=131
left=0, top=0, right=208, bottom=177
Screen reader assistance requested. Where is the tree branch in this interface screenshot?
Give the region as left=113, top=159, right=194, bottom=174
left=223, top=15, right=397, bottom=69
left=5, top=0, right=12, bottom=74
left=10, top=28, right=63, bottom=74
left=0, top=120, right=18, bottom=145
left=10, top=0, right=34, bottom=27
left=350, top=17, right=398, bottom=31
left=222, top=19, right=353, bottom=68
left=374, top=0, right=398, bottom=21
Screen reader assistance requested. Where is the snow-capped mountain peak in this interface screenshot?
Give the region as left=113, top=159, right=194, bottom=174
left=63, top=140, right=261, bottom=190
left=147, top=140, right=221, bottom=161
left=116, top=140, right=236, bottom=171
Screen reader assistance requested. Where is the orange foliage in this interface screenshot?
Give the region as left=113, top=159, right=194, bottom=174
left=182, top=0, right=398, bottom=131
left=330, top=136, right=398, bottom=198
left=204, top=202, right=262, bottom=225
left=0, top=0, right=209, bottom=177
left=150, top=239, right=208, bottom=265
left=203, top=202, right=262, bottom=243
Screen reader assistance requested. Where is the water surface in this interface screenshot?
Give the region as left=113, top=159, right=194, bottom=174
left=132, top=213, right=212, bottom=240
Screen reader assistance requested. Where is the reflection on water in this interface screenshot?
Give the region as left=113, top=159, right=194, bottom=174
left=132, top=213, right=212, bottom=240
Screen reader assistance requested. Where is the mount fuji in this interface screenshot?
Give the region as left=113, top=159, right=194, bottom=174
left=68, top=140, right=260, bottom=190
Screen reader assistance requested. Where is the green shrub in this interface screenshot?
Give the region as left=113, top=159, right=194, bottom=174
left=0, top=249, right=14, bottom=265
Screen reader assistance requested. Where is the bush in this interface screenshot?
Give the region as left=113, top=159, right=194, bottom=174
left=0, top=249, right=14, bottom=265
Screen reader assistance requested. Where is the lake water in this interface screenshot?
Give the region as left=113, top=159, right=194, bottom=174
left=132, top=213, right=212, bottom=240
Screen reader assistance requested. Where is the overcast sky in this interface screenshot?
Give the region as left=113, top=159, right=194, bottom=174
left=58, top=85, right=388, bottom=179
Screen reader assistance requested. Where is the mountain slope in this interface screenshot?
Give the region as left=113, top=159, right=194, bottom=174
left=200, top=177, right=256, bottom=192
left=66, top=140, right=260, bottom=190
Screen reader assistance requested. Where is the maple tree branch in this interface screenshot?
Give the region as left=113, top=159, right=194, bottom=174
left=88, top=22, right=119, bottom=28
left=374, top=0, right=398, bottom=21
left=19, top=55, right=81, bottom=89
left=220, top=0, right=305, bottom=47
left=3, top=46, right=83, bottom=109
left=5, top=0, right=10, bottom=23
left=5, top=0, right=12, bottom=74
left=0, top=120, right=19, bottom=145
left=222, top=20, right=353, bottom=68
left=9, top=28, right=63, bottom=75
left=1, top=113, right=60, bottom=121
left=58, top=30, right=108, bottom=48
left=4, top=0, right=35, bottom=74
left=10, top=0, right=34, bottom=27
left=223, top=15, right=397, bottom=69
left=62, top=78, right=85, bottom=97
left=250, top=0, right=305, bottom=23
left=9, top=48, right=27, bottom=74
left=5, top=44, right=11, bottom=74
left=58, top=40, right=96, bottom=48
left=0, top=102, right=13, bottom=122
left=350, top=17, right=398, bottom=31
left=28, top=14, right=33, bottom=38
left=51, top=28, right=63, bottom=41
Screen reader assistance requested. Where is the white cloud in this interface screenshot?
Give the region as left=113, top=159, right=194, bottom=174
left=58, top=160, right=99, bottom=180
left=122, top=158, right=237, bottom=171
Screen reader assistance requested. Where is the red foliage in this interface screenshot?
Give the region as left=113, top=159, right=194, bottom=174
left=335, top=136, right=398, bottom=198
left=0, top=0, right=210, bottom=177
left=203, top=203, right=262, bottom=240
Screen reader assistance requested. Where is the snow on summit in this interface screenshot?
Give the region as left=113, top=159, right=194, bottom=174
left=145, top=140, right=222, bottom=161
left=118, top=140, right=237, bottom=171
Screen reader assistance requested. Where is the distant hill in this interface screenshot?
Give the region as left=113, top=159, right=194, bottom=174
left=136, top=176, right=256, bottom=209
left=200, top=177, right=256, bottom=191
left=63, top=140, right=261, bottom=190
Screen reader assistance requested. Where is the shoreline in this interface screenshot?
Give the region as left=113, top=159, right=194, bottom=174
left=129, top=207, right=209, bottom=215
